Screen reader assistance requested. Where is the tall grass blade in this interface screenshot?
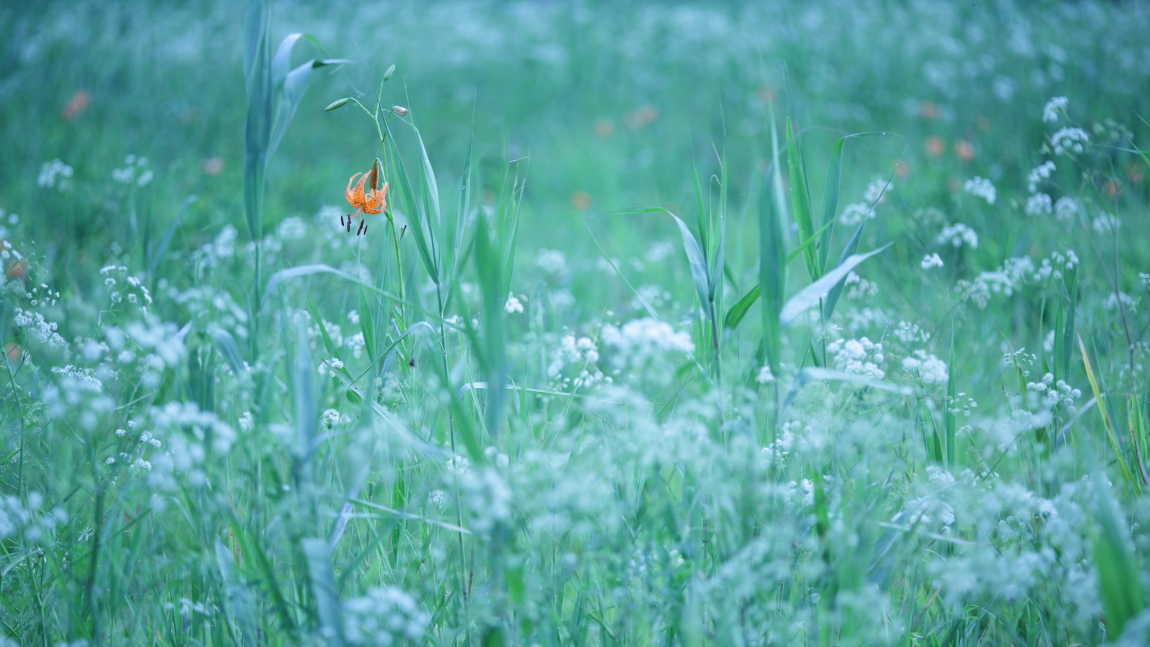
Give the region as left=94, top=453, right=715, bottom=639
left=215, top=540, right=258, bottom=647
left=1091, top=478, right=1145, bottom=638
left=293, top=324, right=318, bottom=487
left=301, top=537, right=345, bottom=646
left=786, top=119, right=818, bottom=281
left=474, top=215, right=506, bottom=437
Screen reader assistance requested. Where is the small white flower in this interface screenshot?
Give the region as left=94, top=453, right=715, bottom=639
left=504, top=293, right=524, bottom=314
left=1042, top=96, right=1068, bottom=123
left=1025, top=193, right=1052, bottom=217
left=963, top=177, right=996, bottom=205
left=921, top=253, right=944, bottom=270
left=1051, top=127, right=1089, bottom=156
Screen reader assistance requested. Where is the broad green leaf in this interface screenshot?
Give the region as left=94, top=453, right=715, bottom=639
left=781, top=244, right=890, bottom=327
left=207, top=325, right=246, bottom=379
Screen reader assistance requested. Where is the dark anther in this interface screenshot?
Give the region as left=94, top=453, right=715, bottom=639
left=357, top=220, right=368, bottom=235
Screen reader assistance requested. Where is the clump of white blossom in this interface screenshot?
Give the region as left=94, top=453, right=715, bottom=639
left=1025, top=193, right=1052, bottom=217
left=1092, top=212, right=1120, bottom=234
left=0, top=492, right=68, bottom=543
left=1051, top=127, right=1089, bottom=156
left=826, top=337, right=885, bottom=379
left=1041, top=96, right=1068, bottom=123
left=935, top=223, right=978, bottom=249
left=38, top=159, right=73, bottom=190
left=548, top=334, right=605, bottom=388
left=962, top=177, right=996, bottom=205
left=601, top=317, right=694, bottom=365
left=111, top=154, right=154, bottom=187
left=343, top=586, right=430, bottom=647
left=504, top=292, right=524, bottom=314
left=920, top=253, right=943, bottom=270
left=901, top=350, right=948, bottom=384
left=957, top=257, right=1036, bottom=308
left=1026, top=161, right=1056, bottom=193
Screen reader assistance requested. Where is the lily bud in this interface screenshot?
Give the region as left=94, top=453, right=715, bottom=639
left=325, top=98, right=350, bottom=112
left=392, top=106, right=409, bottom=116
left=383, top=64, right=396, bottom=81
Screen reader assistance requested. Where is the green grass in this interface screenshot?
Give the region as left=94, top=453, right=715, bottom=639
left=2, top=0, right=1150, bottom=645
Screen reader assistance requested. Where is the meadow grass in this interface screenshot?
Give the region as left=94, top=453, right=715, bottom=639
left=2, top=0, right=1150, bottom=645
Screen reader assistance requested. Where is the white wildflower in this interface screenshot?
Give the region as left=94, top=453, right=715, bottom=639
left=1025, top=193, right=1052, bottom=216
left=1042, top=96, right=1068, bottom=123
left=963, top=177, right=996, bottom=205
left=1051, top=127, right=1089, bottom=156
left=921, top=253, right=944, bottom=270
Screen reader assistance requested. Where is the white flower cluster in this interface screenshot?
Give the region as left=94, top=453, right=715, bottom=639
left=844, top=272, right=878, bottom=300
left=534, top=248, right=569, bottom=278
left=1041, top=96, right=1068, bottom=123
left=1026, top=161, right=1056, bottom=193
left=962, top=177, right=996, bottom=205
left=901, top=350, right=948, bottom=384
left=1091, top=212, right=1120, bottom=234
left=0, top=492, right=67, bottom=543
left=38, top=159, right=73, bottom=190
left=460, top=467, right=511, bottom=535
left=958, top=257, right=1035, bottom=308
left=1053, top=197, right=1077, bottom=221
left=100, top=265, right=152, bottom=311
left=863, top=177, right=891, bottom=205
left=601, top=318, right=694, bottom=358
left=920, top=253, right=944, bottom=270
left=755, top=364, right=775, bottom=384
left=1102, top=292, right=1135, bottom=311
left=935, top=223, right=979, bottom=249
left=14, top=307, right=66, bottom=350
left=1051, top=127, right=1089, bottom=156
left=111, top=154, right=153, bottom=187
left=826, top=337, right=885, bottom=379
left=343, top=586, right=430, bottom=647
left=1030, top=250, right=1077, bottom=282
left=547, top=334, right=605, bottom=388
left=1026, top=373, right=1081, bottom=414
left=504, top=292, right=524, bottom=314
left=894, top=321, right=930, bottom=345
left=1024, top=193, right=1052, bottom=217
left=838, top=202, right=875, bottom=227
left=277, top=216, right=307, bottom=241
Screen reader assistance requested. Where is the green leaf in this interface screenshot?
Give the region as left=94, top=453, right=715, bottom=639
left=759, top=100, right=789, bottom=375
left=301, top=537, right=345, bottom=646
left=385, top=123, right=439, bottom=284
left=474, top=214, right=506, bottom=437
left=292, top=324, right=317, bottom=487
left=723, top=283, right=760, bottom=331
left=781, top=244, right=890, bottom=327
left=215, top=541, right=258, bottom=647
left=1092, top=478, right=1145, bottom=637
left=207, top=325, right=246, bottom=379
left=787, top=119, right=818, bottom=281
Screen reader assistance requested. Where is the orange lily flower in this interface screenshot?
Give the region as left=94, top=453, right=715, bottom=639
left=341, top=161, right=387, bottom=235
left=345, top=167, right=388, bottom=214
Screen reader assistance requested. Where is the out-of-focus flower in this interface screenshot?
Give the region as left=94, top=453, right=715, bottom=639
left=925, top=136, right=946, bottom=157
left=62, top=90, right=91, bottom=121
left=955, top=140, right=975, bottom=162
left=569, top=191, right=592, bottom=210
left=202, top=157, right=224, bottom=176
left=593, top=119, right=615, bottom=138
